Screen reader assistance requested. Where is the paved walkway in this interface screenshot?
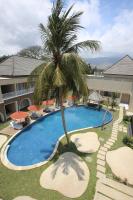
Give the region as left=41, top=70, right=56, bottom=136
left=71, top=132, right=100, bottom=153
left=94, top=178, right=133, bottom=200
left=94, top=107, right=133, bottom=200
left=0, top=126, right=17, bottom=136
left=40, top=152, right=89, bottom=198
left=13, top=196, right=37, bottom=200
left=0, top=134, right=7, bottom=148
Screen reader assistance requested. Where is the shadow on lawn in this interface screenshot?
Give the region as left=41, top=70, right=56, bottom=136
left=51, top=141, right=89, bottom=181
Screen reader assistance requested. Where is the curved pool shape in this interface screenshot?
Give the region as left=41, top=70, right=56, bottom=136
left=7, top=106, right=112, bottom=167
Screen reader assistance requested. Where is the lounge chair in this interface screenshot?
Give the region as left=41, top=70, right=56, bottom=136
left=10, top=121, right=23, bottom=130
left=55, top=105, right=60, bottom=109
left=30, top=112, right=42, bottom=119
left=43, top=107, right=55, bottom=113
left=68, top=101, right=73, bottom=106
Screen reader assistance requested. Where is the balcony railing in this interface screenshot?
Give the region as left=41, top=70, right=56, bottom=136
left=2, top=87, right=34, bottom=100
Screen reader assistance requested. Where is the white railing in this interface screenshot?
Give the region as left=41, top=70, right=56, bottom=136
left=2, top=87, right=34, bottom=100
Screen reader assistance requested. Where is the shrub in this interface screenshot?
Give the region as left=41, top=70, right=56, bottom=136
left=102, top=100, right=109, bottom=107
left=123, top=115, right=131, bottom=122
left=123, top=136, right=133, bottom=149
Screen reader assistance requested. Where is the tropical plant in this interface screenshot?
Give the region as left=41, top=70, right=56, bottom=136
left=110, top=92, right=118, bottom=110
left=123, top=135, right=133, bottom=149
left=123, top=115, right=131, bottom=122
left=29, top=0, right=100, bottom=144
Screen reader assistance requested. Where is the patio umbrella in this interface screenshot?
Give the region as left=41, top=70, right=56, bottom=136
left=42, top=99, right=54, bottom=106
left=27, top=105, right=41, bottom=111
left=68, top=96, right=77, bottom=100
left=88, top=91, right=103, bottom=103
left=10, top=111, right=28, bottom=122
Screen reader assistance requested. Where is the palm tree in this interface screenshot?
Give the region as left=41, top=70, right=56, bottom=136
left=29, top=0, right=101, bottom=145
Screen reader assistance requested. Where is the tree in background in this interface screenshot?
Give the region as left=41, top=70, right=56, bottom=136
left=18, top=45, right=51, bottom=61
left=29, top=0, right=100, bottom=144
left=18, top=45, right=42, bottom=59
left=0, top=55, right=10, bottom=62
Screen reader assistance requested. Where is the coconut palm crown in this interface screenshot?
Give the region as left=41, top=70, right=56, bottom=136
left=29, top=0, right=101, bottom=144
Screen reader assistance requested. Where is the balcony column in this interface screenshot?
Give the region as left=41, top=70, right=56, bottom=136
left=0, top=86, right=4, bottom=103
left=14, top=82, right=17, bottom=96
left=129, top=83, right=133, bottom=112
left=15, top=101, right=19, bottom=111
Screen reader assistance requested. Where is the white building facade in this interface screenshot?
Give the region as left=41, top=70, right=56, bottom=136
left=86, top=55, right=133, bottom=111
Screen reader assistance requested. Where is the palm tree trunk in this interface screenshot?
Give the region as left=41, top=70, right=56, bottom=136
left=59, top=87, right=70, bottom=145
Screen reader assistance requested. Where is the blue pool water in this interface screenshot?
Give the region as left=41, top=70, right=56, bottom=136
left=7, top=106, right=112, bottom=166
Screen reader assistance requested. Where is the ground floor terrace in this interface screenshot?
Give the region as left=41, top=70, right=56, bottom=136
left=0, top=94, right=33, bottom=122
left=0, top=103, right=133, bottom=200
left=86, top=75, right=133, bottom=112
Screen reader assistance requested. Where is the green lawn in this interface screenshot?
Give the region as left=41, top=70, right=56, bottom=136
left=0, top=110, right=117, bottom=200
left=0, top=120, right=10, bottom=131
left=106, top=124, right=127, bottom=180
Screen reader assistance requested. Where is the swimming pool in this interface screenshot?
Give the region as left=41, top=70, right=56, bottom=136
left=5, top=106, right=112, bottom=168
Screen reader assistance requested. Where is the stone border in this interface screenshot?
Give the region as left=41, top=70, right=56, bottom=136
left=94, top=104, right=133, bottom=200
left=95, top=106, right=123, bottom=184
left=1, top=106, right=112, bottom=170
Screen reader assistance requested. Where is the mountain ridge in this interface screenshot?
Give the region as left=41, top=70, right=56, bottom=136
left=84, top=56, right=121, bottom=69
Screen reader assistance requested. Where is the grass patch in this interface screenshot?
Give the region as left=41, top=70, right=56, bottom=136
left=106, top=130, right=127, bottom=180
left=0, top=120, right=10, bottom=131
left=0, top=128, right=97, bottom=200
left=0, top=110, right=117, bottom=200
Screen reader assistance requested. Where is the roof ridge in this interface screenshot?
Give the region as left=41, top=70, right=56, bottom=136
left=0, top=55, right=44, bottom=76
left=104, top=55, right=133, bottom=74
left=0, top=55, right=44, bottom=66
left=14, top=55, right=44, bottom=61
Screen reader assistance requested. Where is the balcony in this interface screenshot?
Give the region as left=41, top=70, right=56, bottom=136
left=2, top=87, right=34, bottom=100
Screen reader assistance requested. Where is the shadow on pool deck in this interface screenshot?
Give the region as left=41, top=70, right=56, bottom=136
left=50, top=141, right=91, bottom=181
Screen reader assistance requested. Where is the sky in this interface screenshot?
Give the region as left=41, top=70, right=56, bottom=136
left=0, top=0, right=133, bottom=58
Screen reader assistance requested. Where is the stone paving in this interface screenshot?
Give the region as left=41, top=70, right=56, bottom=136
left=0, top=126, right=18, bottom=136
left=40, top=152, right=90, bottom=198
left=119, top=124, right=127, bottom=133
left=94, top=107, right=133, bottom=200
left=106, top=147, right=133, bottom=185
left=71, top=132, right=100, bottom=153
left=0, top=135, right=8, bottom=148
left=13, top=196, right=37, bottom=200
left=94, top=178, right=133, bottom=200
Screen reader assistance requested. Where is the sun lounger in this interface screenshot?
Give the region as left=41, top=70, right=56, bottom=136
left=30, top=112, right=42, bottom=119
left=43, top=108, right=55, bottom=113
left=68, top=101, right=73, bottom=106
left=10, top=121, right=23, bottom=130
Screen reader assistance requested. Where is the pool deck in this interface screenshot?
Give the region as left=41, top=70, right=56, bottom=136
left=94, top=107, right=133, bottom=200
left=40, top=152, right=90, bottom=198
left=0, top=126, right=18, bottom=136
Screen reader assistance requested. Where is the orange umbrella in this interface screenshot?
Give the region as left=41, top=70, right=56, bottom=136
left=10, top=111, right=28, bottom=121
left=27, top=105, right=41, bottom=111
left=42, top=99, right=54, bottom=106
left=68, top=96, right=77, bottom=100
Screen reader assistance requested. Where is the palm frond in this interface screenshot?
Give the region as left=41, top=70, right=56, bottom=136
left=63, top=5, right=74, bottom=19
left=61, top=53, right=89, bottom=96
left=67, top=40, right=101, bottom=53
left=31, top=62, right=55, bottom=104
left=52, top=0, right=63, bottom=17
left=28, top=63, right=46, bottom=83
left=53, top=65, right=66, bottom=87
